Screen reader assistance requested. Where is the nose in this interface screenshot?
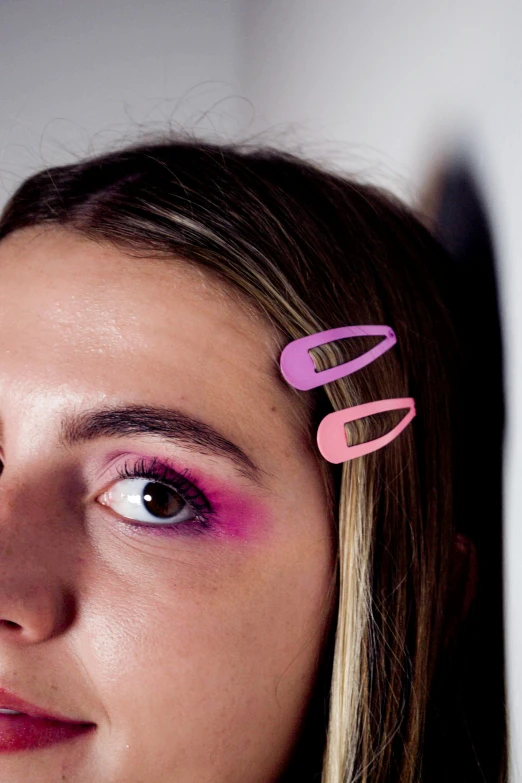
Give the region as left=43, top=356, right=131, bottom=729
left=0, top=480, right=76, bottom=644
left=0, top=572, right=74, bottom=644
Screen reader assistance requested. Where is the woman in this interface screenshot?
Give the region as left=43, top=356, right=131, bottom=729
left=0, top=139, right=506, bottom=782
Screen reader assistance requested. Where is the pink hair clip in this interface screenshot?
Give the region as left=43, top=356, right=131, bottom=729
left=279, top=325, right=416, bottom=463
left=317, top=397, right=416, bottom=463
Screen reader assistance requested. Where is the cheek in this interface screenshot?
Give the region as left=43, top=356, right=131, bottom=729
left=75, top=501, right=335, bottom=780
left=81, top=503, right=333, bottom=689
left=78, top=460, right=334, bottom=726
left=84, top=563, right=331, bottom=763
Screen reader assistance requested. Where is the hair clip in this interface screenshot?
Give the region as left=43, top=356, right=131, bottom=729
left=279, top=325, right=396, bottom=391
left=279, top=325, right=416, bottom=463
left=316, top=397, right=416, bottom=463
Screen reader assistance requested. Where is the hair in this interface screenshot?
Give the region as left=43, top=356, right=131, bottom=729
left=0, top=138, right=507, bottom=782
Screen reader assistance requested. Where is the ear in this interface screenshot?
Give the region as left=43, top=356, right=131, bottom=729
left=443, top=532, right=479, bottom=647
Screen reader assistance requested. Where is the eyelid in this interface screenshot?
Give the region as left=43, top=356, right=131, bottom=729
left=90, top=451, right=189, bottom=496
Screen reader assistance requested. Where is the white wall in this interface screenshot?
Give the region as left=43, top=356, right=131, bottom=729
left=0, top=0, right=246, bottom=204
left=240, top=0, right=521, bottom=777
left=240, top=0, right=507, bottom=201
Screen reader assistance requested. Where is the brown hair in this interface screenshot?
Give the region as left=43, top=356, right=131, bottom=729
left=0, top=139, right=507, bottom=782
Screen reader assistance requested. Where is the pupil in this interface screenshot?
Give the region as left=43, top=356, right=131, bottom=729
left=143, top=482, right=184, bottom=518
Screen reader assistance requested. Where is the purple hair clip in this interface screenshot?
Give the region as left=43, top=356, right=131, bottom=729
left=280, top=325, right=396, bottom=391
left=279, top=325, right=416, bottom=463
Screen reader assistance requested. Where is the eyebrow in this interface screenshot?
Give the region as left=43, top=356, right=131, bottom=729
left=60, top=404, right=261, bottom=482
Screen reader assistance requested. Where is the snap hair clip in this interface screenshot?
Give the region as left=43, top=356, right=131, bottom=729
left=316, top=397, right=416, bottom=464
left=279, top=325, right=416, bottom=463
left=279, top=325, right=397, bottom=391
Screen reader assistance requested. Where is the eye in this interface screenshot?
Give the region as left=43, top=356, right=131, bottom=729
left=98, top=477, right=197, bottom=526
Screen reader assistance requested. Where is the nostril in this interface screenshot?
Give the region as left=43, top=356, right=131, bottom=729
left=0, top=621, right=20, bottom=630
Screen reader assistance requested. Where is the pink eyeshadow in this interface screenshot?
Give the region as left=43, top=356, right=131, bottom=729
left=202, top=481, right=270, bottom=541
left=103, top=449, right=271, bottom=542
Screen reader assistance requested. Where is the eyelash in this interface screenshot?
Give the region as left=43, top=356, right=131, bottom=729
left=112, top=456, right=213, bottom=531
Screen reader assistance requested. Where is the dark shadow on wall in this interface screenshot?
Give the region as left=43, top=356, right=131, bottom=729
left=422, top=158, right=507, bottom=782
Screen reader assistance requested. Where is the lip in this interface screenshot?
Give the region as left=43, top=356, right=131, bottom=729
left=0, top=687, right=95, bottom=752
left=0, top=687, right=89, bottom=723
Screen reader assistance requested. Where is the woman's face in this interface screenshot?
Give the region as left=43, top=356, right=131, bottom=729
left=0, top=228, right=335, bottom=783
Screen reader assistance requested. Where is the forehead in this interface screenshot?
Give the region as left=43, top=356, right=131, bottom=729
left=0, top=227, right=275, bottom=369
left=0, top=227, right=272, bottom=355
left=0, top=227, right=305, bottom=457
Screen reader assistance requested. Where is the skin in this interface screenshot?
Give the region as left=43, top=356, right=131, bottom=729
left=0, top=227, right=336, bottom=783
